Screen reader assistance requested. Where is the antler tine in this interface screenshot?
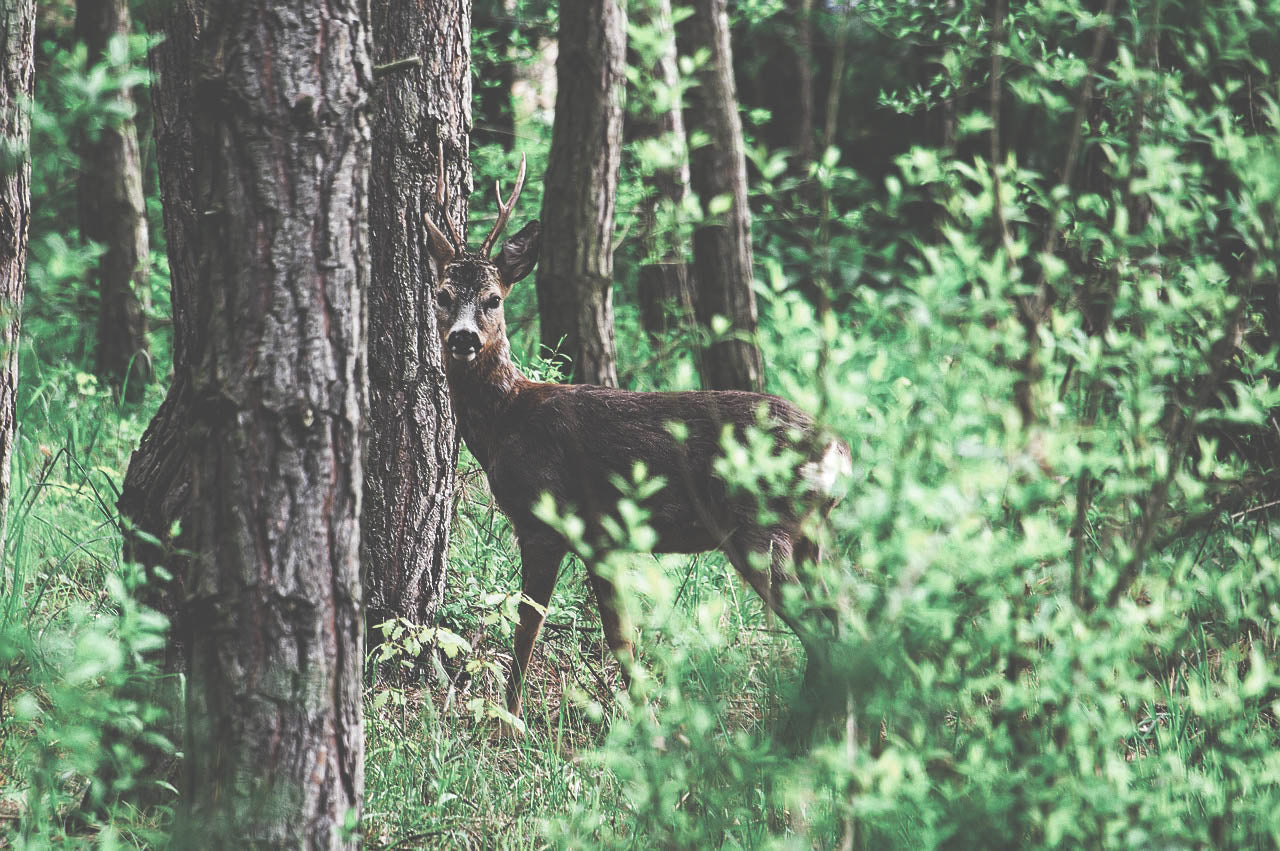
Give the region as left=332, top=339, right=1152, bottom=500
left=433, top=139, right=466, bottom=245
left=480, top=153, right=527, bottom=257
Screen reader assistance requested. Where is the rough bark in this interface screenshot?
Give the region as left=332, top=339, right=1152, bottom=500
left=1, top=0, right=35, bottom=538
left=76, top=0, right=151, bottom=402
left=676, top=0, right=764, bottom=392
left=536, top=0, right=625, bottom=386
left=630, top=0, right=697, bottom=343
left=118, top=1, right=203, bottom=657
left=155, top=2, right=370, bottom=845
left=364, top=0, right=469, bottom=644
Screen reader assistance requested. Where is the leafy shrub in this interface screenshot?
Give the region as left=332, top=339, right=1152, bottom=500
left=546, top=1, right=1280, bottom=847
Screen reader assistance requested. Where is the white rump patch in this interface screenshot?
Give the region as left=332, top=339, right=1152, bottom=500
left=802, top=439, right=852, bottom=497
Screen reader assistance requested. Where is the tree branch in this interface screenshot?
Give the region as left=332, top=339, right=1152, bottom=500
left=373, top=55, right=422, bottom=80
left=1100, top=302, right=1248, bottom=610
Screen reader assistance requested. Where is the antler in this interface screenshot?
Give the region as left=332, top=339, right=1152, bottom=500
left=480, top=153, right=527, bottom=257
left=425, top=139, right=464, bottom=249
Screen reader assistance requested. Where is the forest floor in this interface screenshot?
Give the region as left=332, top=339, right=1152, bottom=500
left=1, top=375, right=808, bottom=848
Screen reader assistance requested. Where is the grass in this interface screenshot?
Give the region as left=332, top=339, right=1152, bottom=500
left=1, top=356, right=165, bottom=842
left=5, top=313, right=1279, bottom=847
left=361, top=455, right=808, bottom=849
left=0, top=351, right=813, bottom=848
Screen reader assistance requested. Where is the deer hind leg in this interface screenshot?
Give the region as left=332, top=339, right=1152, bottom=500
left=505, top=535, right=567, bottom=720
left=792, top=532, right=840, bottom=633
left=723, top=529, right=830, bottom=684
left=585, top=560, right=636, bottom=691
left=723, top=529, right=837, bottom=742
left=792, top=534, right=820, bottom=570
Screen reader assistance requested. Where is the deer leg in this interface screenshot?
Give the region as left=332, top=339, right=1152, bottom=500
left=725, top=530, right=840, bottom=742
left=792, top=533, right=840, bottom=633
left=723, top=531, right=828, bottom=681
left=792, top=535, right=820, bottom=570
left=505, top=536, right=567, bottom=720
left=585, top=562, right=636, bottom=692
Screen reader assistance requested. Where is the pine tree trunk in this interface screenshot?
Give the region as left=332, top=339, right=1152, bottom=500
left=536, top=0, right=625, bottom=387
left=630, top=0, right=697, bottom=344
left=76, top=0, right=151, bottom=402
left=0, top=0, right=35, bottom=538
left=364, top=0, right=469, bottom=645
left=118, top=1, right=204, bottom=661
left=142, top=2, right=370, bottom=844
left=676, top=0, right=764, bottom=392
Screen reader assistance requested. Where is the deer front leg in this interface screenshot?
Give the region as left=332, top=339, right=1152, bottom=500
left=505, top=536, right=567, bottom=720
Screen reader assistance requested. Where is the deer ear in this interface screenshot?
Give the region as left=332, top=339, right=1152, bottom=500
left=493, top=220, right=541, bottom=289
left=425, top=214, right=456, bottom=271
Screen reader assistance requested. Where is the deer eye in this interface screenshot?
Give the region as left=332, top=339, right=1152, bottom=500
left=484, top=294, right=502, bottom=311
left=435, top=290, right=453, bottom=309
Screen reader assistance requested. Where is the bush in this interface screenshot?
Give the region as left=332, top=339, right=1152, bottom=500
left=546, top=1, right=1280, bottom=846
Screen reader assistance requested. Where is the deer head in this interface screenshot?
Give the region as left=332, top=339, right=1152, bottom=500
left=425, top=147, right=541, bottom=363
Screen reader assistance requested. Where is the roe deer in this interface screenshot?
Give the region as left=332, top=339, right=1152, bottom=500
left=426, top=153, right=851, bottom=722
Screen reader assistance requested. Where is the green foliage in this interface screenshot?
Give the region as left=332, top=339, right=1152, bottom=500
left=2, top=366, right=173, bottom=845
left=2, top=22, right=171, bottom=845
left=549, top=0, right=1280, bottom=847
left=11, top=0, right=1280, bottom=847
left=24, top=30, right=166, bottom=380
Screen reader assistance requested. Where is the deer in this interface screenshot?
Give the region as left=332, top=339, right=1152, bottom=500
left=424, top=151, right=852, bottom=725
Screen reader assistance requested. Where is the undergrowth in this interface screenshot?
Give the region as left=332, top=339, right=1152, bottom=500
left=5, top=0, right=1280, bottom=847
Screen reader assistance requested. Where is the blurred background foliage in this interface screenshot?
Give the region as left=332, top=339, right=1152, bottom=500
left=5, top=0, right=1280, bottom=846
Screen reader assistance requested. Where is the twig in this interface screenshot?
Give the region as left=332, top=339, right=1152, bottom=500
left=1070, top=470, right=1091, bottom=607
left=373, top=55, right=422, bottom=80
left=1039, top=0, right=1118, bottom=268
left=1018, top=0, right=1118, bottom=427
left=1101, top=302, right=1248, bottom=610
left=989, top=0, right=1015, bottom=262
left=1147, top=475, right=1277, bottom=555
left=579, top=652, right=616, bottom=707
left=1231, top=498, right=1280, bottom=521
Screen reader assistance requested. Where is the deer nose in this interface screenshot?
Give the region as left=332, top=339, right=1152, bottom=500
left=447, top=329, right=481, bottom=361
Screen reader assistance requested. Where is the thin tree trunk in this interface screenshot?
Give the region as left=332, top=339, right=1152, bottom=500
left=630, top=0, right=697, bottom=344
left=783, top=0, right=816, bottom=170
left=76, top=0, right=151, bottom=402
left=364, top=0, right=469, bottom=646
left=1, top=0, right=35, bottom=539
left=536, top=0, right=625, bottom=387
left=729, top=0, right=813, bottom=168
left=151, top=1, right=370, bottom=844
left=473, top=0, right=515, bottom=150
left=676, top=0, right=763, bottom=392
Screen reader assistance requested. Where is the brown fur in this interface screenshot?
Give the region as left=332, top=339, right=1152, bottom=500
left=430, top=215, right=849, bottom=721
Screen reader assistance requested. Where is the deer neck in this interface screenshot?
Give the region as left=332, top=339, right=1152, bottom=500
left=444, top=337, right=527, bottom=468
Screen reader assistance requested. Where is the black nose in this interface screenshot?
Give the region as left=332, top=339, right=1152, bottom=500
left=447, top=330, right=481, bottom=356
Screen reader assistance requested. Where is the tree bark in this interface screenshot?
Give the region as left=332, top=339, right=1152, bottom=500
left=676, top=0, right=764, bottom=392
left=76, top=0, right=151, bottom=402
left=364, top=0, right=469, bottom=645
left=118, top=1, right=204, bottom=660
left=148, top=2, right=370, bottom=845
left=630, top=0, right=697, bottom=344
left=536, top=0, right=625, bottom=387
left=1, top=0, right=35, bottom=539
